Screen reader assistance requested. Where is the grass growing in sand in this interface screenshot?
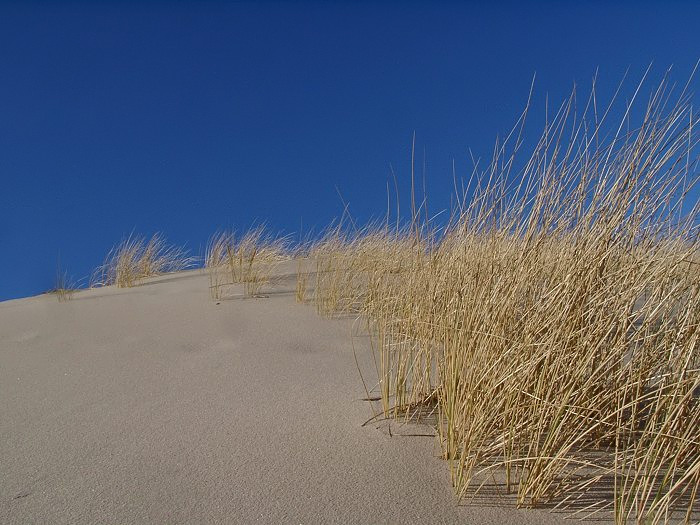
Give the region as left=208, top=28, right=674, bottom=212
left=71, top=68, right=698, bottom=523
left=302, top=71, right=700, bottom=523
left=49, top=260, right=77, bottom=302
left=91, top=233, right=194, bottom=288
left=205, top=226, right=289, bottom=299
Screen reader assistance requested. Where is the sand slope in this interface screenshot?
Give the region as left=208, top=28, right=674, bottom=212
left=1, top=267, right=602, bottom=524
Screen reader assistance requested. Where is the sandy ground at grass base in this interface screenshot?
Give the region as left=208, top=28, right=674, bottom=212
left=1, top=264, right=605, bottom=524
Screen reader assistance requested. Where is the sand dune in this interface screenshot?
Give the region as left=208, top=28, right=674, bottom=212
left=1, top=266, right=599, bottom=524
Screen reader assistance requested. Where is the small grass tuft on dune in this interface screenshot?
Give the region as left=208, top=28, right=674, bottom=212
left=205, top=226, right=290, bottom=299
left=91, top=233, right=195, bottom=288
left=47, top=265, right=77, bottom=302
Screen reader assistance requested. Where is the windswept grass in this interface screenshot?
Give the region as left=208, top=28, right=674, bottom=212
left=91, top=233, right=194, bottom=288
left=205, top=226, right=289, bottom=299
left=304, top=71, right=700, bottom=523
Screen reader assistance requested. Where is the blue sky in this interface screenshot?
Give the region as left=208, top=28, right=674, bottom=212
left=1, top=1, right=699, bottom=300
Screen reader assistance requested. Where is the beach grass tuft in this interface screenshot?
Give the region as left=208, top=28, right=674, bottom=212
left=205, top=226, right=289, bottom=299
left=91, top=233, right=194, bottom=288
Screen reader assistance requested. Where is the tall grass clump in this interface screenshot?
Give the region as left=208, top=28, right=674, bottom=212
left=91, top=233, right=194, bottom=288
left=306, top=70, right=700, bottom=522
left=205, top=226, right=289, bottom=299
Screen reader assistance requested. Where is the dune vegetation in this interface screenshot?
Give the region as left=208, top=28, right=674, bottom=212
left=77, top=70, right=699, bottom=523
left=299, top=73, right=700, bottom=523
left=49, top=263, right=76, bottom=302
left=204, top=226, right=290, bottom=299
left=91, top=232, right=194, bottom=288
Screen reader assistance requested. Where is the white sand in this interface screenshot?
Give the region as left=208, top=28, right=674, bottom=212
left=1, top=265, right=604, bottom=524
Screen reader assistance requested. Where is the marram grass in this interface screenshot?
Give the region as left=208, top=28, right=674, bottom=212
left=83, top=70, right=699, bottom=523
left=304, top=73, right=700, bottom=523
left=91, top=233, right=194, bottom=288
left=205, top=226, right=290, bottom=299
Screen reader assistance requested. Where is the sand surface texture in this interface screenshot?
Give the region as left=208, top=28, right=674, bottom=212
left=1, top=266, right=601, bottom=524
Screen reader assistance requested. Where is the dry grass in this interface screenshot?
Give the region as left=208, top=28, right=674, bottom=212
left=205, top=226, right=289, bottom=299
left=91, top=233, right=194, bottom=288
left=304, top=71, right=700, bottom=523
left=295, top=258, right=309, bottom=303
left=49, top=264, right=76, bottom=302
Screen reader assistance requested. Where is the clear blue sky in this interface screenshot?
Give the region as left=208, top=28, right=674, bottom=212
left=1, top=1, right=699, bottom=300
